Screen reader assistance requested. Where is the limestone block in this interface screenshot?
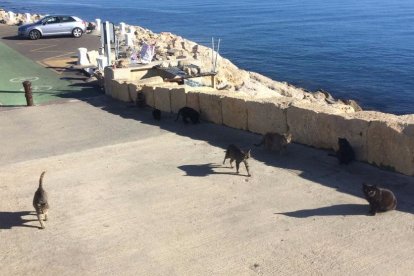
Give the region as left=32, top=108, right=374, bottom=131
left=154, top=87, right=171, bottom=112
left=186, top=90, right=200, bottom=112
left=118, top=81, right=131, bottom=102
left=287, top=102, right=349, bottom=150
left=222, top=95, right=248, bottom=130
left=142, top=86, right=155, bottom=107
left=110, top=79, right=120, bottom=99
left=170, top=88, right=187, bottom=113
left=246, top=97, right=292, bottom=135
left=198, top=90, right=227, bottom=124
left=127, top=83, right=140, bottom=103
left=112, top=67, right=132, bottom=81
left=330, top=113, right=370, bottom=161
left=104, top=66, right=115, bottom=96
left=365, top=113, right=414, bottom=175
left=110, top=80, right=130, bottom=102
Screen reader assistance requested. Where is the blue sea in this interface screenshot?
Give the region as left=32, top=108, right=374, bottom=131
left=1, top=0, right=413, bottom=114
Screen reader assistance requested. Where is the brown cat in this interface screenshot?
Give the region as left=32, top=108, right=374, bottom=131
left=362, top=183, right=397, bottom=216
left=33, top=171, right=49, bottom=229
left=223, top=144, right=251, bottom=176
left=255, top=132, right=292, bottom=153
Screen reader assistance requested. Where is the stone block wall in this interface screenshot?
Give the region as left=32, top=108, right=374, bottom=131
left=104, top=75, right=414, bottom=176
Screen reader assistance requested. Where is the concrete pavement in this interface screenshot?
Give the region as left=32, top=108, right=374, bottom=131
left=1, top=97, right=414, bottom=275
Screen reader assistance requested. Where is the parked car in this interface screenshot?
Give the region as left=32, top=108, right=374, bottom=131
left=18, top=15, right=87, bottom=40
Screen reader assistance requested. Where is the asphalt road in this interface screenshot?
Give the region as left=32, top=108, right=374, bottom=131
left=1, top=96, right=414, bottom=275
left=0, top=24, right=101, bottom=106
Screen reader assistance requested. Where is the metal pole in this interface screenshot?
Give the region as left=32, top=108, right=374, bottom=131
left=105, top=21, right=112, bottom=66
left=22, top=81, right=34, bottom=106
left=211, top=37, right=215, bottom=72
left=100, top=22, right=104, bottom=55
left=214, top=38, right=221, bottom=72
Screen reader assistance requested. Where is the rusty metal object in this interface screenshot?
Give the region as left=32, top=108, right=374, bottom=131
left=22, top=81, right=34, bottom=106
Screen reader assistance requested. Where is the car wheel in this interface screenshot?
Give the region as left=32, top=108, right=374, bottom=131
left=29, top=30, right=41, bottom=40
left=72, top=28, right=83, bottom=38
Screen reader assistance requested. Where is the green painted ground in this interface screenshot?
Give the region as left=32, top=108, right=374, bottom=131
left=0, top=41, right=97, bottom=106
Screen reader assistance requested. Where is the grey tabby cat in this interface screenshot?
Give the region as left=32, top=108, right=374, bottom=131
left=33, top=171, right=49, bottom=229
left=223, top=144, right=251, bottom=177
left=255, top=132, right=292, bottom=153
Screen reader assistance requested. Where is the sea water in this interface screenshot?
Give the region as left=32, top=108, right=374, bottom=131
left=2, top=0, right=413, bottom=114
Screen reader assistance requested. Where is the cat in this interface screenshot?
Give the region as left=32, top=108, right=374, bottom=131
left=332, top=137, right=355, bottom=164
left=33, top=171, right=49, bottom=229
left=255, top=132, right=292, bottom=154
left=152, top=108, right=161, bottom=120
left=362, top=183, right=397, bottom=216
left=176, top=107, right=200, bottom=124
left=223, top=144, right=251, bottom=177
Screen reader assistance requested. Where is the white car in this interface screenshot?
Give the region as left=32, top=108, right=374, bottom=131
left=18, top=15, right=87, bottom=40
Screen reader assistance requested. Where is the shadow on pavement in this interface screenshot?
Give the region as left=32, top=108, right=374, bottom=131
left=178, top=163, right=248, bottom=177
left=275, top=203, right=369, bottom=218
left=0, top=211, right=40, bottom=229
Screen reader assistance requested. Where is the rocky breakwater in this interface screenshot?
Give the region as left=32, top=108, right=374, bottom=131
left=0, top=9, right=42, bottom=25
left=118, top=23, right=360, bottom=113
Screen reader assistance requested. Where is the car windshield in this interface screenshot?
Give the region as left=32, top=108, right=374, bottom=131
left=37, top=17, right=55, bottom=24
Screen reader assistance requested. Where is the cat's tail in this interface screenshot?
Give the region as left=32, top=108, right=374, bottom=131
left=39, top=171, right=46, bottom=188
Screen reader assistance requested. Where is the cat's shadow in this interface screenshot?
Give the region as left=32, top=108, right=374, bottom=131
left=275, top=203, right=369, bottom=218
left=0, top=211, right=40, bottom=229
left=178, top=163, right=249, bottom=177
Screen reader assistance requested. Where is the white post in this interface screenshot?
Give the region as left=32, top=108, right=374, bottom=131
left=77, top=48, right=89, bottom=66
left=119, top=22, right=126, bottom=36
left=100, top=22, right=105, bottom=55
left=105, top=21, right=112, bottom=66
left=25, top=13, right=31, bottom=23
left=129, top=26, right=135, bottom=34
left=95, top=19, right=101, bottom=32
left=125, top=33, right=134, bottom=47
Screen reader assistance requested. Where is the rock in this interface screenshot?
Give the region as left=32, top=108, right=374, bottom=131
left=342, top=99, right=363, bottom=112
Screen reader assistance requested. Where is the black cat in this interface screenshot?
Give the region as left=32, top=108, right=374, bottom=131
left=176, top=107, right=200, bottom=124
left=334, top=138, right=355, bottom=164
left=362, top=183, right=397, bottom=216
left=152, top=109, right=161, bottom=120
